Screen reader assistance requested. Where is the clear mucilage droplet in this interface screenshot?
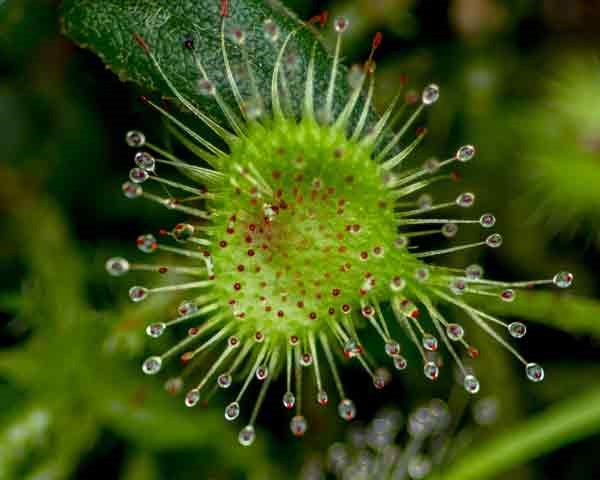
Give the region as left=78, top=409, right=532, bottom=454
left=486, top=233, right=503, bottom=248
left=421, top=84, right=440, bottom=105
left=137, top=234, right=157, bottom=253
left=105, top=257, right=129, bottom=276
left=394, top=355, right=408, bottom=370
left=283, top=391, right=296, bottom=409
left=238, top=425, right=255, bottom=446
left=290, top=415, right=308, bottom=437
left=338, top=399, right=357, bottom=421
left=334, top=16, right=349, bottom=33
left=553, top=271, right=574, bottom=288
left=463, top=374, right=480, bottom=394
left=456, top=192, right=475, bottom=207
left=456, top=144, right=476, bottom=162
left=446, top=323, right=464, bottom=341
left=263, top=18, right=280, bottom=42
left=526, top=363, right=544, bottom=382
left=146, top=322, right=166, bottom=338
left=225, top=402, right=240, bottom=421
left=465, top=264, right=484, bottom=280
left=129, top=286, right=149, bottom=302
left=122, top=181, right=142, bottom=198
left=142, top=356, right=162, bottom=375
left=134, top=151, right=156, bottom=172
left=423, top=361, right=439, bottom=380
left=185, top=388, right=200, bottom=407
left=129, top=167, right=149, bottom=183
left=125, top=130, right=146, bottom=148
left=508, top=321, right=527, bottom=338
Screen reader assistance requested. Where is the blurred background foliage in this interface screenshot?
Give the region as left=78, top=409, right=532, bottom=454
left=1, top=0, right=600, bottom=478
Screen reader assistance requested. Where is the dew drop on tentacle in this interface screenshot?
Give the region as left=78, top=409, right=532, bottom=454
left=338, top=399, right=357, bottom=421
left=422, top=334, right=438, bottom=352
left=456, top=144, right=476, bottom=162
left=479, top=213, right=496, bottom=228
left=283, top=391, right=296, bottom=409
left=290, top=415, right=308, bottom=437
left=465, top=264, right=484, bottom=280
left=456, top=192, right=475, bottom=208
left=500, top=289, right=515, bottom=302
left=105, top=257, right=130, bottom=276
left=130, top=167, right=149, bottom=183
left=217, top=373, right=232, bottom=388
left=129, top=286, right=149, bottom=302
left=442, top=222, right=458, bottom=238
left=423, top=361, right=439, bottom=381
left=225, top=402, right=240, bottom=421
left=422, top=84, right=440, bottom=105
left=137, top=234, right=158, bottom=253
left=446, top=323, right=464, bottom=341
left=178, top=300, right=198, bottom=316
left=185, top=388, right=201, bottom=407
left=394, top=355, right=408, bottom=370
left=525, top=363, right=544, bottom=382
left=508, top=321, right=527, bottom=338
left=146, top=322, right=166, bottom=338
left=485, top=233, right=503, bottom=248
left=122, top=181, right=142, bottom=199
left=463, top=374, right=480, bottom=394
left=134, top=151, right=156, bottom=172
left=317, top=390, right=329, bottom=406
left=553, top=271, right=574, bottom=288
left=142, top=355, right=162, bottom=375
left=238, top=425, right=255, bottom=446
left=126, top=130, right=146, bottom=148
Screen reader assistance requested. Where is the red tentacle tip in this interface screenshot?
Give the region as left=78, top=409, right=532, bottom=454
left=309, top=11, right=328, bottom=27
left=400, top=74, right=409, bottom=85
left=133, top=32, right=150, bottom=53
left=372, top=31, right=383, bottom=50
left=220, top=0, right=229, bottom=17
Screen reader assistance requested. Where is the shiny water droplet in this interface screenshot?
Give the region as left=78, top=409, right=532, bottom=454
left=422, top=84, right=440, bottom=105
left=479, top=213, right=496, bottom=228
left=317, top=390, right=328, bottom=406
left=456, top=144, right=476, bottom=162
left=553, top=271, right=573, bottom=288
left=343, top=340, right=362, bottom=359
left=442, top=222, right=458, bottom=238
left=137, top=234, right=157, bottom=253
left=300, top=352, right=313, bottom=366
left=338, top=399, right=357, bottom=421
left=384, top=341, right=400, bottom=357
left=142, top=356, right=162, bottom=375
left=129, top=167, right=149, bottom=183
left=290, top=415, right=308, bottom=437
left=184, top=388, right=200, bottom=407
left=282, top=391, right=296, bottom=409
left=423, top=361, right=439, bottom=380
left=394, top=355, right=408, bottom=370
left=508, top=321, right=527, bottom=338
left=217, top=373, right=232, bottom=388
left=450, top=277, right=467, bottom=295
left=126, top=130, right=146, bottom=148
left=134, top=151, right=156, bottom=172
left=463, top=374, right=480, bottom=394
left=525, top=362, right=544, bottom=382
left=456, top=192, right=475, bottom=207
left=178, top=300, right=198, bottom=316
left=465, top=264, right=484, bottom=280
left=129, top=286, right=148, bottom=302
left=105, top=257, right=130, bottom=276
left=146, top=322, right=165, bottom=338
left=422, top=335, right=438, bottom=352
left=446, top=323, right=464, bottom=341
left=486, top=233, right=503, bottom=248
left=225, top=402, right=240, bottom=421
left=238, top=425, right=255, bottom=446
left=334, top=16, right=349, bottom=33
left=172, top=223, right=195, bottom=242
left=122, top=181, right=142, bottom=198
left=255, top=365, right=269, bottom=381
left=500, top=289, right=515, bottom=302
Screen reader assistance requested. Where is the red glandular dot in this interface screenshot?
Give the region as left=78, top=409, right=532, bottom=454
left=237, top=265, right=245, bottom=272
left=247, top=249, right=255, bottom=256
left=332, top=288, right=341, bottom=296
left=468, top=346, right=479, bottom=359
left=341, top=304, right=351, bottom=314
left=297, top=301, right=304, bottom=308
left=233, top=283, right=242, bottom=291
left=219, top=240, right=228, bottom=248
left=159, top=267, right=168, bottom=274
left=328, top=307, right=335, bottom=315
left=309, top=312, right=317, bottom=320
left=277, top=310, right=284, bottom=317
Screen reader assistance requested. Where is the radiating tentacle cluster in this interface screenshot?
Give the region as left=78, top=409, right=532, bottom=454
left=107, top=1, right=573, bottom=445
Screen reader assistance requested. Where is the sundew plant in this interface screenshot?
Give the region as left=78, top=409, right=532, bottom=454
left=66, top=0, right=574, bottom=445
